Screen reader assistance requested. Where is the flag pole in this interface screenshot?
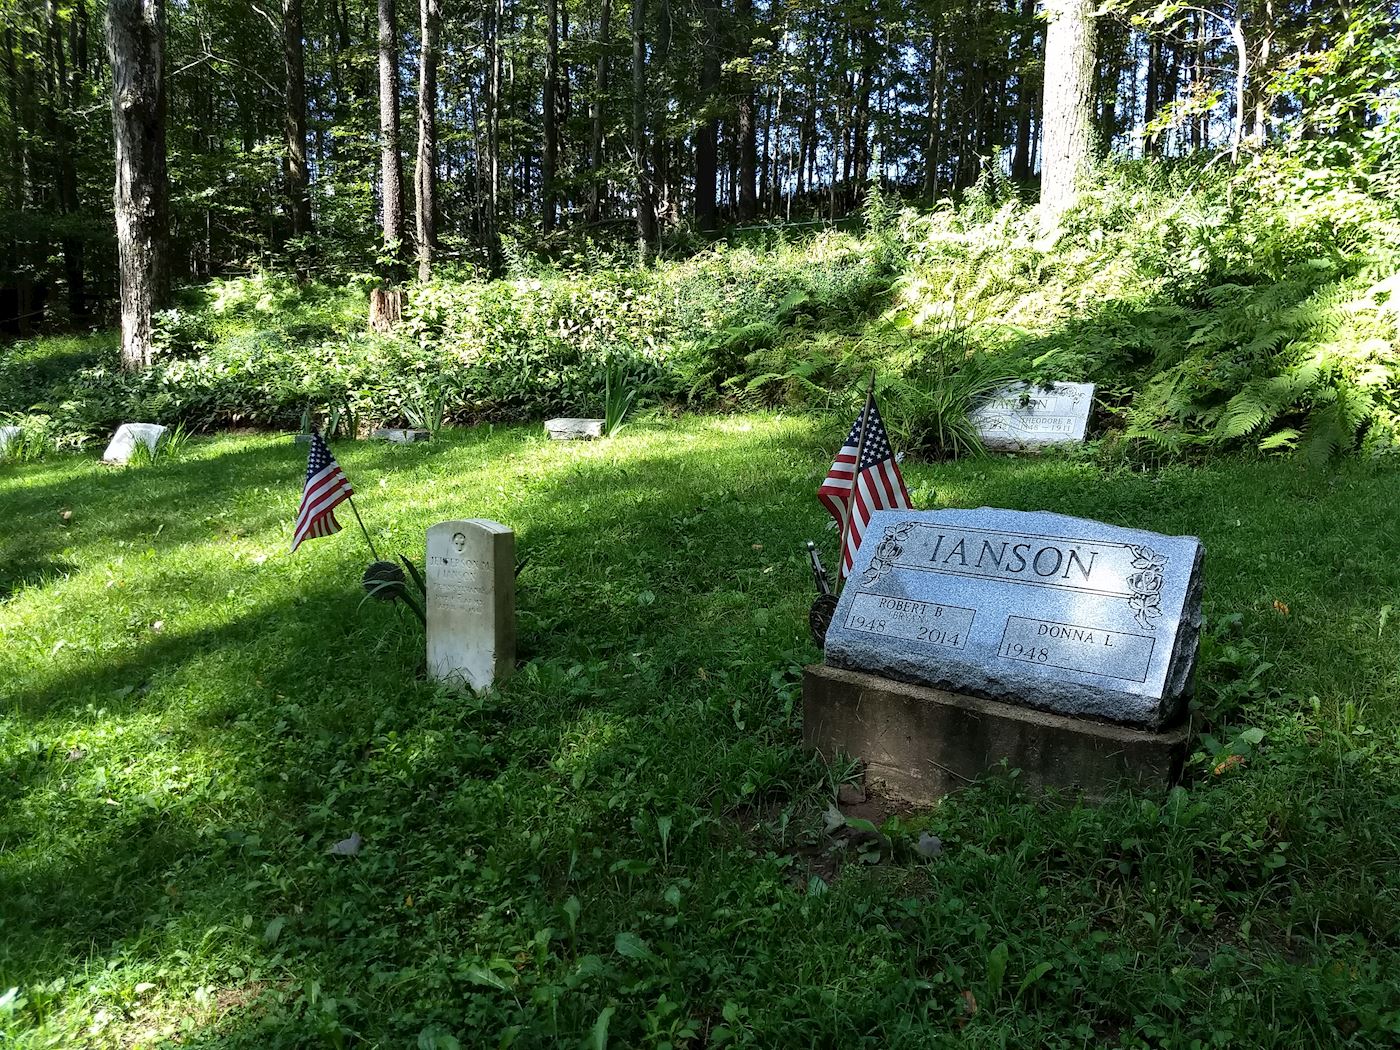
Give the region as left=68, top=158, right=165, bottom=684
left=346, top=494, right=382, bottom=562
left=838, top=369, right=877, bottom=582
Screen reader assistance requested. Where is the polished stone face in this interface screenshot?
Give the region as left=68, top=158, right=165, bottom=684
left=102, top=423, right=168, bottom=464
left=970, top=382, right=1095, bottom=450
left=823, top=508, right=1204, bottom=729
left=426, top=519, right=516, bottom=692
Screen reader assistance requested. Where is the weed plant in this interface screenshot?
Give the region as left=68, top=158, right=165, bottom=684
left=4, top=154, right=1397, bottom=464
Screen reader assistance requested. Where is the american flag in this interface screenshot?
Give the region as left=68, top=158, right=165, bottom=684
left=817, top=393, right=911, bottom=577
left=291, top=433, right=354, bottom=552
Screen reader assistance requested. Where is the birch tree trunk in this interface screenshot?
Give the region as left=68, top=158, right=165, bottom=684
left=415, top=0, right=439, bottom=280
left=1039, top=0, right=1096, bottom=229
left=107, top=0, right=168, bottom=370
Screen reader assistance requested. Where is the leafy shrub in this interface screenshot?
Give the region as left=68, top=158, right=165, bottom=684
left=1, top=151, right=1396, bottom=463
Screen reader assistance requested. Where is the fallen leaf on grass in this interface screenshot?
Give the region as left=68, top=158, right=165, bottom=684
left=1213, top=754, right=1246, bottom=775
left=1273, top=600, right=1289, bottom=616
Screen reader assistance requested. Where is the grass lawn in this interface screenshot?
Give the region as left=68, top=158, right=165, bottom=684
left=2, top=414, right=1398, bottom=1047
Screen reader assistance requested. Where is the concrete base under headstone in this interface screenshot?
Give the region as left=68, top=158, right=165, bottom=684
left=803, top=664, right=1189, bottom=804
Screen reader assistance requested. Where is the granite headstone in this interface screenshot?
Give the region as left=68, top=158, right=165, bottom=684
left=426, top=519, right=516, bottom=691
left=545, top=418, right=604, bottom=440
left=970, top=382, right=1094, bottom=450
left=823, top=508, right=1203, bottom=729
left=102, top=423, right=168, bottom=464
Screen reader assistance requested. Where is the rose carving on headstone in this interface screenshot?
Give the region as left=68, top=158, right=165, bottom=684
left=861, top=521, right=916, bottom=586
left=1126, top=544, right=1169, bottom=630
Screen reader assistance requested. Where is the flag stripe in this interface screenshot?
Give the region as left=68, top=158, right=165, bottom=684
left=817, top=394, right=912, bottom=579
left=291, top=434, right=354, bottom=552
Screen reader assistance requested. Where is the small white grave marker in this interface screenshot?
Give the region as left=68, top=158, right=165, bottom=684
left=371, top=428, right=431, bottom=443
left=970, top=382, right=1094, bottom=451
left=426, top=519, right=516, bottom=691
left=545, top=418, right=604, bottom=440
left=102, top=422, right=168, bottom=464
left=0, top=425, right=20, bottom=452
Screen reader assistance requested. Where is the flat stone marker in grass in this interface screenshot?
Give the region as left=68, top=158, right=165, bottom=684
left=371, top=428, right=431, bottom=442
left=545, top=417, right=604, bottom=440
left=426, top=519, right=516, bottom=691
left=807, top=507, right=1201, bottom=801
left=970, top=381, right=1094, bottom=450
left=102, top=422, right=167, bottom=464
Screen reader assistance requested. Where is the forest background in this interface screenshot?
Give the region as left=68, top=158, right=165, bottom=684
left=0, top=0, right=1398, bottom=459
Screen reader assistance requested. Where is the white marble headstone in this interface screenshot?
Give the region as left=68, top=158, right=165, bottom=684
left=970, top=382, right=1094, bottom=450
left=0, top=425, right=20, bottom=452
left=371, top=428, right=430, bottom=443
left=102, top=422, right=168, bottom=464
left=426, top=519, right=516, bottom=691
left=545, top=418, right=604, bottom=440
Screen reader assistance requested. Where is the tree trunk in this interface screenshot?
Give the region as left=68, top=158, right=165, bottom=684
left=651, top=0, right=672, bottom=226
left=107, top=0, right=168, bottom=370
left=415, top=0, right=439, bottom=280
left=631, top=0, right=656, bottom=252
left=923, top=16, right=943, bottom=196
left=48, top=0, right=87, bottom=315
left=484, top=0, right=502, bottom=271
left=587, top=0, right=611, bottom=222
left=735, top=0, right=757, bottom=221
left=1252, top=0, right=1272, bottom=143
left=1039, top=0, right=1096, bottom=228
left=543, top=0, right=559, bottom=231
left=1228, top=14, right=1247, bottom=161
left=282, top=0, right=313, bottom=248
left=1010, top=0, right=1036, bottom=180
left=378, top=0, right=405, bottom=265
left=694, top=0, right=719, bottom=231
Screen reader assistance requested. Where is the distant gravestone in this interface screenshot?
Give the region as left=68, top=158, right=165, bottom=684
left=0, top=425, right=20, bottom=452
left=102, top=423, right=168, bottom=465
left=371, top=428, right=431, bottom=443
left=426, top=519, right=516, bottom=691
left=822, top=508, right=1203, bottom=730
left=545, top=418, right=604, bottom=440
left=970, top=382, right=1094, bottom=450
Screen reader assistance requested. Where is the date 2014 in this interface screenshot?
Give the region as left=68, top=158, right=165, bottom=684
left=849, top=615, right=961, bottom=647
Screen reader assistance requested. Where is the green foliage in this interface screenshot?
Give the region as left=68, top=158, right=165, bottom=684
left=601, top=360, right=639, bottom=438
left=4, top=153, right=1399, bottom=464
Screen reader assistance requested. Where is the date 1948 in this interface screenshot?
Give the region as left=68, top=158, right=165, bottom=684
left=849, top=614, right=961, bottom=648
left=1002, top=642, right=1049, bottom=663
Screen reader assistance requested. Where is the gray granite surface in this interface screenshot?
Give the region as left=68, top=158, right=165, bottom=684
left=824, top=508, right=1203, bottom=729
